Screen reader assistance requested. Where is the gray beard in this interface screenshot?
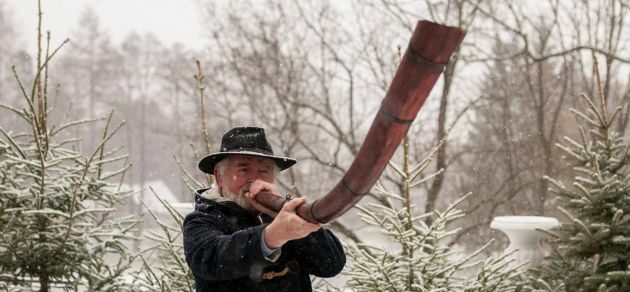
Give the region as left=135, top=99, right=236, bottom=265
left=222, top=187, right=259, bottom=214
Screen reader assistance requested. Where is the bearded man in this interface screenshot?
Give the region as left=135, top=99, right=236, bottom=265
left=183, top=126, right=346, bottom=292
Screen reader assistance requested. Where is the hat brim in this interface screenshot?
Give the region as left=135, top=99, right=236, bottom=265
left=198, top=151, right=297, bottom=174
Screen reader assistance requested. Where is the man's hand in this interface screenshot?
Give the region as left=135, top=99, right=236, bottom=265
left=263, top=197, right=321, bottom=249
left=243, top=180, right=281, bottom=218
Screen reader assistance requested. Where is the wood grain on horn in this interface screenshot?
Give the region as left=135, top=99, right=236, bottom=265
left=255, top=20, right=466, bottom=224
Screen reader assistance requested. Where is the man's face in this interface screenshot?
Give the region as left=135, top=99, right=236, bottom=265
left=215, top=155, right=276, bottom=212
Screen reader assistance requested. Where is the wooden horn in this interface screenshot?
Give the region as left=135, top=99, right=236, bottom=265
left=255, top=20, right=466, bottom=223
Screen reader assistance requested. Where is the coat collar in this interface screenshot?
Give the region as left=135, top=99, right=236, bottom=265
left=194, top=187, right=260, bottom=216
left=199, top=186, right=233, bottom=203
left=193, top=187, right=272, bottom=224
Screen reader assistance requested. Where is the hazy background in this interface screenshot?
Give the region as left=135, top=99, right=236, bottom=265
left=2, top=0, right=630, bottom=255
left=11, top=0, right=206, bottom=51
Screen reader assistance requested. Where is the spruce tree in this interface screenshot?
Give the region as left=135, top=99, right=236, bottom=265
left=532, top=60, right=630, bottom=291
left=0, top=3, right=138, bottom=291
left=343, top=136, right=524, bottom=292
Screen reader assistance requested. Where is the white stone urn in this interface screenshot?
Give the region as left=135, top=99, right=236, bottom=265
left=490, top=216, right=560, bottom=268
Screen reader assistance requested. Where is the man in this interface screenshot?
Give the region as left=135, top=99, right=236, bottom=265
left=184, top=126, right=346, bottom=292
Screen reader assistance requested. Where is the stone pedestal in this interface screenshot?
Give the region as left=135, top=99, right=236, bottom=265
left=490, top=216, right=559, bottom=268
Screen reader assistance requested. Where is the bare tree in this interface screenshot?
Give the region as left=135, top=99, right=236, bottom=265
left=154, top=43, right=201, bottom=197
left=0, top=1, right=31, bottom=131
left=57, top=7, right=120, bottom=151
left=196, top=0, right=479, bottom=243
left=361, top=0, right=482, bottom=225
left=452, top=0, right=630, bottom=248
left=197, top=1, right=389, bottom=243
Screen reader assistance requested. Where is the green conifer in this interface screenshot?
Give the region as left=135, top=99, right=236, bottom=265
left=0, top=3, right=138, bottom=290
left=342, top=136, right=524, bottom=291
left=532, top=59, right=630, bottom=291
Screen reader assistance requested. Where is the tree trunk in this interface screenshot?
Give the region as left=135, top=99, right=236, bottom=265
left=425, top=51, right=459, bottom=223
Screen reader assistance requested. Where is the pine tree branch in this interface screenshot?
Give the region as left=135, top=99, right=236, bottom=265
left=97, top=111, right=114, bottom=179
left=52, top=122, right=125, bottom=261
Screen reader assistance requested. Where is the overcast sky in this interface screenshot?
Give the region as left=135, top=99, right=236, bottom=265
left=10, top=0, right=207, bottom=52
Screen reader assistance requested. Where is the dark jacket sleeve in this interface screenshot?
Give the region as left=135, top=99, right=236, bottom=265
left=286, top=227, right=346, bottom=278
left=183, top=211, right=270, bottom=281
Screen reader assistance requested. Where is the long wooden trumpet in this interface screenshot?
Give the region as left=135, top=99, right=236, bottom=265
left=255, top=20, right=466, bottom=224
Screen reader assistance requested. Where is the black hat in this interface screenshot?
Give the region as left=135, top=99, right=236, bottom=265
left=198, top=127, right=297, bottom=174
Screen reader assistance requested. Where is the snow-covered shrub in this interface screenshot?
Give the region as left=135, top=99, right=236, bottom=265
left=531, top=65, right=630, bottom=291
left=0, top=8, right=138, bottom=291
left=340, top=137, right=525, bottom=291
left=343, top=192, right=525, bottom=291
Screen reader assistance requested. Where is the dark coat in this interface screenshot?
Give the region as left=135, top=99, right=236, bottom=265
left=183, top=189, right=346, bottom=292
